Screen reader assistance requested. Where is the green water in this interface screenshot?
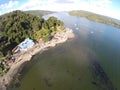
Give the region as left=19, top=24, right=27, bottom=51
left=9, top=13, right=120, bottom=90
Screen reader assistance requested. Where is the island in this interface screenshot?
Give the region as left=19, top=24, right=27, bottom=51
left=0, top=10, right=74, bottom=90
left=69, top=10, right=120, bottom=29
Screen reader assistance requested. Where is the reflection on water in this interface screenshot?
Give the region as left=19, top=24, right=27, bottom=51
left=9, top=12, right=120, bottom=90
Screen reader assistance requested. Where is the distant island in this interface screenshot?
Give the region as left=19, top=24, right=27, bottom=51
left=69, top=10, right=120, bottom=29
left=25, top=10, right=55, bottom=17
left=0, top=10, right=74, bottom=90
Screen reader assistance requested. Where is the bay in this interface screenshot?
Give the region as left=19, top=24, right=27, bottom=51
left=9, top=12, right=120, bottom=90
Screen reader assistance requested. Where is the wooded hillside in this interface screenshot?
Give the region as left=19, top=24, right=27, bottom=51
left=0, top=10, right=63, bottom=57
left=25, top=10, right=55, bottom=17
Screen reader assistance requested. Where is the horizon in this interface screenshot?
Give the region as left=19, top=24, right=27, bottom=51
left=0, top=0, right=120, bottom=20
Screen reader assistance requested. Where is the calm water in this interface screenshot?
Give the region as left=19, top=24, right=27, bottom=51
left=9, top=12, right=120, bottom=90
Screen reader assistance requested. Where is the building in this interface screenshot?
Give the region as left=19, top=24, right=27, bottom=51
left=13, top=38, right=35, bottom=54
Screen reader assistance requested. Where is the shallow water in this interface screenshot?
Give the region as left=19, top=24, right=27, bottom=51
left=9, top=12, right=120, bottom=90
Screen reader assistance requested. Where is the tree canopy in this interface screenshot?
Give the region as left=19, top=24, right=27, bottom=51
left=0, top=10, right=64, bottom=57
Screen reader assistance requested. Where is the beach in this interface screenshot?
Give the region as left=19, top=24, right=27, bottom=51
left=0, top=28, right=74, bottom=90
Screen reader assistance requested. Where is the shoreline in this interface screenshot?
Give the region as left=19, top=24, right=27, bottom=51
left=0, top=28, right=75, bottom=90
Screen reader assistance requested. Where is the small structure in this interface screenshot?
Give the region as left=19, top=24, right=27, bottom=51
left=7, top=60, right=14, bottom=67
left=13, top=38, right=35, bottom=54
left=18, top=38, right=35, bottom=51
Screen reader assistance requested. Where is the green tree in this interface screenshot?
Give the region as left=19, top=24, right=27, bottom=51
left=0, top=10, right=64, bottom=57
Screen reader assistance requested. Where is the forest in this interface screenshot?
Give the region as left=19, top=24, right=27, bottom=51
left=25, top=10, right=54, bottom=17
left=0, top=10, right=64, bottom=73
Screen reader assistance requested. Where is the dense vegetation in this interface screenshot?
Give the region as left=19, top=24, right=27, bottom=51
left=25, top=10, right=54, bottom=17
left=0, top=10, right=63, bottom=57
left=0, top=10, right=64, bottom=74
left=69, top=10, right=120, bottom=28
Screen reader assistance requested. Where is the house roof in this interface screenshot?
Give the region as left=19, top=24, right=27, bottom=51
left=18, top=38, right=34, bottom=50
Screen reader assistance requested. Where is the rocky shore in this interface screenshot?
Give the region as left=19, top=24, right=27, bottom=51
left=0, top=28, right=74, bottom=90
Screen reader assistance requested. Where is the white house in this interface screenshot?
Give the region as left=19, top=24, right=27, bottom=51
left=13, top=38, right=35, bottom=54
left=18, top=38, right=35, bottom=51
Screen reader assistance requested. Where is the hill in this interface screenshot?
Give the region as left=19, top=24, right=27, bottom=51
left=25, top=10, right=55, bottom=17
left=69, top=10, right=120, bottom=29
left=0, top=10, right=63, bottom=58
left=0, top=10, right=64, bottom=74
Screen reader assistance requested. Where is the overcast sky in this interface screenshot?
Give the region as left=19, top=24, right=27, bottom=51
left=0, top=0, right=120, bottom=20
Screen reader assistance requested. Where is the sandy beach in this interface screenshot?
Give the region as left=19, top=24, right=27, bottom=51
left=0, top=28, right=74, bottom=90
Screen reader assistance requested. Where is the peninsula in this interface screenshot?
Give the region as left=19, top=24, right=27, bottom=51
left=69, top=10, right=120, bottom=29
left=0, top=10, right=74, bottom=90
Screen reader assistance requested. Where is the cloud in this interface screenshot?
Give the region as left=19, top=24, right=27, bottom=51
left=0, top=11, right=2, bottom=15
left=19, top=0, right=112, bottom=12
left=1, top=0, right=120, bottom=20
left=19, top=0, right=45, bottom=10
left=87, top=0, right=112, bottom=16
left=0, top=0, right=111, bottom=15
left=55, top=0, right=74, bottom=3
left=89, top=0, right=112, bottom=9
left=18, top=0, right=81, bottom=11
left=0, top=0, right=19, bottom=9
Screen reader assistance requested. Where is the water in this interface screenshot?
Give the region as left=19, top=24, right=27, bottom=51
left=9, top=12, right=120, bottom=90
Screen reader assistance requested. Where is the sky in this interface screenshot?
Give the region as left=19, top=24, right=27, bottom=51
left=0, top=0, right=120, bottom=20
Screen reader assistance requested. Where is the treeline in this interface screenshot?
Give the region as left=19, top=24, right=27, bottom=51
left=0, top=10, right=64, bottom=58
left=25, top=10, right=54, bottom=17
left=69, top=10, right=120, bottom=29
